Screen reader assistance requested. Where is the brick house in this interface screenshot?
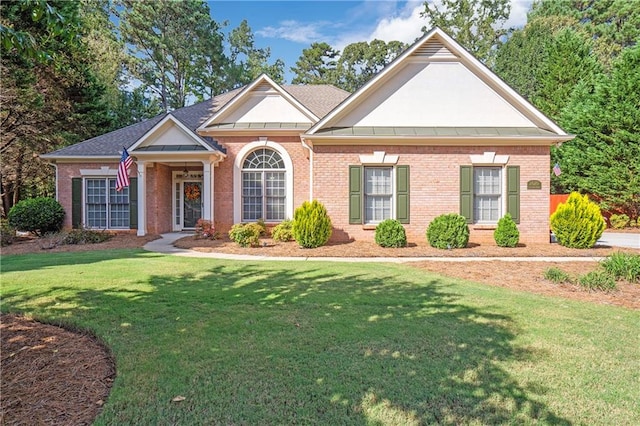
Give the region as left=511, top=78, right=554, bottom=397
left=43, top=28, right=573, bottom=244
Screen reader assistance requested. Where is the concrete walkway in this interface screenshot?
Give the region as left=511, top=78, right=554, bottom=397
left=143, top=232, right=634, bottom=263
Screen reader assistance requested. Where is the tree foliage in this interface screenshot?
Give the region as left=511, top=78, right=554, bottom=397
left=528, top=0, right=640, bottom=68
left=421, top=0, right=511, bottom=64
left=1, top=0, right=113, bottom=217
left=291, top=42, right=339, bottom=85
left=557, top=45, right=640, bottom=220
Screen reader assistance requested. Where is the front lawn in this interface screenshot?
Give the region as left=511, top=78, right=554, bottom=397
left=2, top=250, right=639, bottom=425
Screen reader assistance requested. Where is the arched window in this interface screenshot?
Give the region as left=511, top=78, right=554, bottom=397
left=241, top=148, right=286, bottom=221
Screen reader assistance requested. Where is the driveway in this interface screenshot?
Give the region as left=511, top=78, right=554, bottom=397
left=598, top=232, right=640, bottom=249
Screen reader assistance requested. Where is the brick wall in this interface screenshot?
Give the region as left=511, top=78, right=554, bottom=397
left=312, top=144, right=550, bottom=245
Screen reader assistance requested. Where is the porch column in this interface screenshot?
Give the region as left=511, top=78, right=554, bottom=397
left=202, top=160, right=214, bottom=222
left=136, top=161, right=147, bottom=236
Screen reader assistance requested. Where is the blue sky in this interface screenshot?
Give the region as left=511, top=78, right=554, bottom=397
left=209, top=0, right=533, bottom=82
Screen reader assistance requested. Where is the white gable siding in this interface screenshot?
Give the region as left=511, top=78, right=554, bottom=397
left=334, top=62, right=535, bottom=128
left=138, top=123, right=200, bottom=147
left=220, top=94, right=312, bottom=124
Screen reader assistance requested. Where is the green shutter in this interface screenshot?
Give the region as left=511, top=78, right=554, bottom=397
left=506, top=166, right=520, bottom=223
left=396, top=165, right=410, bottom=224
left=71, top=178, right=82, bottom=229
left=460, top=166, right=473, bottom=223
left=349, top=165, right=362, bottom=224
left=129, top=177, right=138, bottom=229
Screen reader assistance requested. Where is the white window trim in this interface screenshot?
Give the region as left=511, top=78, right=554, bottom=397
left=233, top=140, right=294, bottom=223
left=80, top=166, right=117, bottom=176
left=84, top=177, right=130, bottom=230
left=472, top=166, right=506, bottom=224
left=363, top=166, right=395, bottom=225
left=359, top=151, right=399, bottom=165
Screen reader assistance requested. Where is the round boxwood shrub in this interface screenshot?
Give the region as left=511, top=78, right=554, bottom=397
left=426, top=213, right=469, bottom=249
left=293, top=200, right=332, bottom=248
left=494, top=213, right=520, bottom=247
left=374, top=219, right=407, bottom=248
left=272, top=219, right=294, bottom=242
left=550, top=192, right=605, bottom=248
left=8, top=197, right=64, bottom=236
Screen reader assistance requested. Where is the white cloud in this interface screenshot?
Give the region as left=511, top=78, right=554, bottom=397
left=257, top=20, right=329, bottom=44
left=368, top=1, right=426, bottom=44
left=504, top=0, right=533, bottom=29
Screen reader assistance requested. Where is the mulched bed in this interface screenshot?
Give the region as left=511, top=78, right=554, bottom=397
left=0, top=314, right=115, bottom=426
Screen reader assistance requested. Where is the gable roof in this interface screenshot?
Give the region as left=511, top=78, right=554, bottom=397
left=196, top=75, right=349, bottom=135
left=304, top=27, right=573, bottom=144
left=43, top=82, right=349, bottom=159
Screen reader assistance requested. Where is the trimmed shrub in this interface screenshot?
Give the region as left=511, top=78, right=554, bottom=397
left=1, top=219, right=15, bottom=247
left=609, top=214, right=630, bottom=229
left=272, top=220, right=294, bottom=242
left=578, top=270, right=616, bottom=291
left=601, top=252, right=640, bottom=283
left=228, top=223, right=261, bottom=247
left=61, top=227, right=112, bottom=245
left=543, top=267, right=572, bottom=284
left=494, top=213, right=520, bottom=247
left=256, top=218, right=267, bottom=236
left=293, top=200, right=332, bottom=248
left=374, top=219, right=407, bottom=248
left=8, top=197, right=65, bottom=236
left=550, top=192, right=606, bottom=249
left=426, top=213, right=469, bottom=249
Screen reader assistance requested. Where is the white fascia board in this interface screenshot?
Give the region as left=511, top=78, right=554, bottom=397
left=303, top=134, right=575, bottom=146
left=129, top=114, right=218, bottom=153
left=307, top=27, right=568, bottom=137
left=197, top=74, right=319, bottom=132
left=40, top=155, right=120, bottom=162
left=306, top=28, right=442, bottom=135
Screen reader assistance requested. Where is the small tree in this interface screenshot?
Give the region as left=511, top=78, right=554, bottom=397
left=494, top=213, right=520, bottom=247
left=8, top=197, right=65, bottom=236
left=550, top=192, right=605, bottom=248
left=293, top=200, right=332, bottom=248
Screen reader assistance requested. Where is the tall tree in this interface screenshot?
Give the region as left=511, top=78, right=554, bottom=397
left=1, top=0, right=112, bottom=216
left=225, top=20, right=285, bottom=87
left=528, top=0, right=640, bottom=68
left=116, top=0, right=217, bottom=111
left=291, top=42, right=340, bottom=85
left=556, top=44, right=640, bottom=219
left=494, top=16, right=601, bottom=119
left=421, top=0, right=511, bottom=64
left=336, top=39, right=406, bottom=91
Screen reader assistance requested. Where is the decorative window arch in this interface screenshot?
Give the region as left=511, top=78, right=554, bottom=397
left=234, top=141, right=294, bottom=223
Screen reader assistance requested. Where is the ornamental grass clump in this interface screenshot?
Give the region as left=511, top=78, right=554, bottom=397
left=550, top=192, right=605, bottom=248
left=494, top=213, right=519, bottom=247
left=8, top=197, right=65, bottom=236
left=426, top=213, right=469, bottom=249
left=578, top=270, right=616, bottom=291
left=601, top=252, right=640, bottom=283
left=374, top=219, right=407, bottom=248
left=293, top=200, right=332, bottom=248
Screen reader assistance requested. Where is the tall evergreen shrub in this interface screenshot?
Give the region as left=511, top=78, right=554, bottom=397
left=293, top=200, right=332, bottom=248
left=8, top=197, right=65, bottom=236
left=550, top=192, right=605, bottom=248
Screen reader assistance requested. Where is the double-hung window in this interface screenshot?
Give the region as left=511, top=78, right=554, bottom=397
left=473, top=167, right=501, bottom=222
left=85, top=178, right=130, bottom=228
left=364, top=167, right=393, bottom=223
left=242, top=148, right=286, bottom=222
left=349, top=164, right=410, bottom=225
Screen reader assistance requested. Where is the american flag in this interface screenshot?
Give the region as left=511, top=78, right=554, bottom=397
left=116, top=147, right=133, bottom=191
left=553, top=163, right=562, bottom=177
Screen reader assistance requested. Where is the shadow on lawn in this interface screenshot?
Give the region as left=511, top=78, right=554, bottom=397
left=2, top=261, right=570, bottom=425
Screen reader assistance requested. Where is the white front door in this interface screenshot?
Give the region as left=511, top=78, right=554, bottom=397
left=173, top=172, right=203, bottom=231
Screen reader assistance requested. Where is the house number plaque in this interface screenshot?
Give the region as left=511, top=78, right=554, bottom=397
left=527, top=180, right=542, bottom=190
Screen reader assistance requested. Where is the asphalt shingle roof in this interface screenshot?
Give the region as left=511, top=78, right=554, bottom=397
left=44, top=84, right=350, bottom=158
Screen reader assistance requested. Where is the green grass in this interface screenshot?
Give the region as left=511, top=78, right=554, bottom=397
left=2, top=250, right=639, bottom=425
